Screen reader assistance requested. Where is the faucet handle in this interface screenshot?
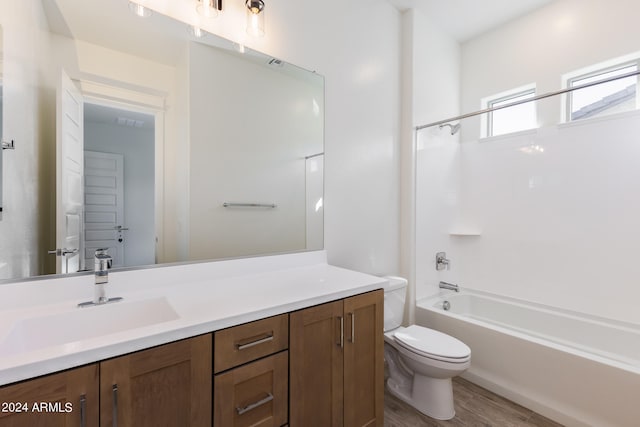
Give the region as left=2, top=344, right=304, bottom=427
left=435, top=252, right=451, bottom=271
left=95, top=248, right=110, bottom=258
left=94, top=248, right=112, bottom=271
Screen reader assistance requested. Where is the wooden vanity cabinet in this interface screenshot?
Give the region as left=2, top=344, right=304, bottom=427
left=0, top=289, right=381, bottom=427
left=100, top=334, right=212, bottom=427
left=289, top=290, right=384, bottom=427
left=0, top=364, right=99, bottom=427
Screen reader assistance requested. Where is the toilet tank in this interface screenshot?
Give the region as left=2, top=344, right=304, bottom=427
left=383, top=276, right=408, bottom=332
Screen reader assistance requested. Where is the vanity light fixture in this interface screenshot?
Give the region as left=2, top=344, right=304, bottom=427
left=128, top=1, right=152, bottom=18
left=196, top=0, right=222, bottom=19
left=245, top=0, right=265, bottom=37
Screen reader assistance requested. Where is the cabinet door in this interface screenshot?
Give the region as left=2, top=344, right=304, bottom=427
left=214, top=351, right=288, bottom=427
left=289, top=300, right=344, bottom=427
left=0, top=364, right=99, bottom=427
left=343, top=290, right=384, bottom=427
left=100, top=334, right=212, bottom=427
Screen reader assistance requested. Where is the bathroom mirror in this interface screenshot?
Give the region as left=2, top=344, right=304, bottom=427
left=0, top=25, right=3, bottom=218
left=0, top=1, right=323, bottom=281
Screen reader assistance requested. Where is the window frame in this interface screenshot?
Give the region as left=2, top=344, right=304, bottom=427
left=564, top=59, right=640, bottom=123
left=482, top=84, right=537, bottom=138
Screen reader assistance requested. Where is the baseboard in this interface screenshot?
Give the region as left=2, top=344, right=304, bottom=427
left=461, top=370, right=591, bottom=427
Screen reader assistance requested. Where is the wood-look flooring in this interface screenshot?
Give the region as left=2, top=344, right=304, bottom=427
left=384, top=377, right=564, bottom=427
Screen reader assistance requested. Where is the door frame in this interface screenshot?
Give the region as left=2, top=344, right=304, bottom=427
left=78, top=79, right=166, bottom=264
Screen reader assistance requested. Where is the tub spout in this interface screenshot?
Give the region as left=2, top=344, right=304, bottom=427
left=439, top=281, right=459, bottom=292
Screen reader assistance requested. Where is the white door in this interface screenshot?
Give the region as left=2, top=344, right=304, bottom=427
left=83, top=151, right=125, bottom=268
left=55, top=70, right=84, bottom=273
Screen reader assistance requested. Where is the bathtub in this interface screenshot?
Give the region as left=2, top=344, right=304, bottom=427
left=416, top=290, right=640, bottom=427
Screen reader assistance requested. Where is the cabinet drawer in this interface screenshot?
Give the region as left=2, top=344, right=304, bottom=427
left=214, top=351, right=288, bottom=427
left=214, top=314, right=288, bottom=373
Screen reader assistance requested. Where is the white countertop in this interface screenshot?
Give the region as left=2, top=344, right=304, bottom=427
left=0, top=251, right=387, bottom=386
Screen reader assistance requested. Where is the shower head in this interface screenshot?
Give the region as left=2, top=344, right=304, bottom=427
left=439, top=122, right=461, bottom=135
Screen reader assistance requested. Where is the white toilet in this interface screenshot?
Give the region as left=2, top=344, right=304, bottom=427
left=383, top=276, right=470, bottom=420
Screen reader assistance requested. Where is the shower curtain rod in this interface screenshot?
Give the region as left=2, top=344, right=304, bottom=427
left=416, top=69, right=640, bottom=131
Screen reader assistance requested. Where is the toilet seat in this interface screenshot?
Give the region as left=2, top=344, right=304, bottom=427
left=393, top=325, right=470, bottom=363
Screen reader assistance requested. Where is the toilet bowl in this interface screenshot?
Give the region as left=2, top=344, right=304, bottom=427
left=382, top=277, right=470, bottom=420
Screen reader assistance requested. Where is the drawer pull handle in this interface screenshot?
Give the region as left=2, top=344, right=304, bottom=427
left=79, top=394, right=86, bottom=427
left=349, top=312, right=355, bottom=343
left=236, top=335, right=274, bottom=350
left=112, top=384, right=118, bottom=427
left=236, top=393, right=274, bottom=415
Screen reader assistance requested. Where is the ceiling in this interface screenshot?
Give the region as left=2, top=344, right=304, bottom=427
left=45, top=0, right=194, bottom=66
left=387, top=0, right=555, bottom=42
left=84, top=103, right=155, bottom=132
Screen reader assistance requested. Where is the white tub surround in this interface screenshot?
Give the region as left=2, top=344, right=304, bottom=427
left=416, top=290, right=640, bottom=427
left=0, top=251, right=386, bottom=386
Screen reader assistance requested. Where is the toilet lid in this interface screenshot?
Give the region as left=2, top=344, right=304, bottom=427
left=393, top=325, right=470, bottom=360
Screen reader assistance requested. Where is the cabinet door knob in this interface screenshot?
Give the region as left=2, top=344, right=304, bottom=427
left=337, top=316, right=344, bottom=348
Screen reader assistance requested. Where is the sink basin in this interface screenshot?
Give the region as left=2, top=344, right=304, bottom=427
left=0, top=297, right=179, bottom=356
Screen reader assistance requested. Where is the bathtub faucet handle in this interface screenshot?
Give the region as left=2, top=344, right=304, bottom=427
left=436, top=252, right=451, bottom=271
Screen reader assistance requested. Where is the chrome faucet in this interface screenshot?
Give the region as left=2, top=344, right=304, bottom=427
left=439, top=281, right=459, bottom=292
left=78, top=248, right=122, bottom=307
left=94, top=248, right=112, bottom=303
left=435, top=252, right=451, bottom=271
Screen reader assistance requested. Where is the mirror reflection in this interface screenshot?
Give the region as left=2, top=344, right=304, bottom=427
left=0, top=24, right=3, bottom=217
left=0, top=0, right=324, bottom=282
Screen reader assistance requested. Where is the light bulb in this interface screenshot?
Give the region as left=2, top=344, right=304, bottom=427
left=196, top=0, right=218, bottom=19
left=245, top=0, right=265, bottom=37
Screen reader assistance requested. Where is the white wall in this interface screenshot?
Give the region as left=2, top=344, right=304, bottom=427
left=450, top=113, right=640, bottom=324
left=166, top=46, right=190, bottom=263
left=271, top=0, right=401, bottom=274
left=461, top=0, right=640, bottom=138
left=0, top=1, right=54, bottom=279
left=84, top=121, right=156, bottom=267
left=187, top=42, right=322, bottom=260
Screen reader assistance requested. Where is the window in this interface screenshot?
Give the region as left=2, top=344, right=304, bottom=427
left=483, top=86, right=537, bottom=138
left=566, top=62, right=639, bottom=122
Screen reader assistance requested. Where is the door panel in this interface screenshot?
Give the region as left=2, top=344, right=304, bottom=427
left=84, top=151, right=124, bottom=267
